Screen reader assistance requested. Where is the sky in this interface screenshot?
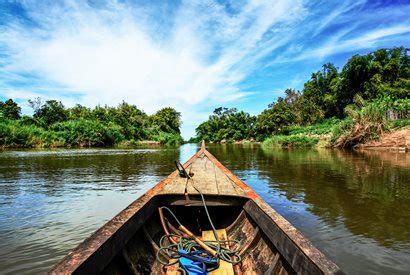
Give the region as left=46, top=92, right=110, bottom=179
left=0, top=0, right=409, bottom=138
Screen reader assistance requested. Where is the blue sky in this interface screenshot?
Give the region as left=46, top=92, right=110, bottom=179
left=0, top=0, right=409, bottom=138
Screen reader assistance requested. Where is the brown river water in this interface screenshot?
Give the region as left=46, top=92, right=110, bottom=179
left=0, top=144, right=409, bottom=274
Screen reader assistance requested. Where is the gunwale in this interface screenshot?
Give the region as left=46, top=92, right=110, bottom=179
left=49, top=141, right=343, bottom=274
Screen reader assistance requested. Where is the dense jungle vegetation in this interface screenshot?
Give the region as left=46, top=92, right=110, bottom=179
left=1, top=47, right=408, bottom=149
left=195, top=47, right=409, bottom=148
left=0, top=99, right=183, bottom=147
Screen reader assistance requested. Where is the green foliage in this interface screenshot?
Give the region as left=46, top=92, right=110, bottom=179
left=263, top=135, right=319, bottom=148
left=0, top=99, right=21, bottom=119
left=33, top=100, right=69, bottom=126
left=151, top=131, right=183, bottom=147
left=69, top=104, right=92, bottom=119
left=302, top=63, right=340, bottom=118
left=0, top=98, right=182, bottom=148
left=280, top=118, right=340, bottom=135
left=196, top=107, right=256, bottom=142
left=332, top=98, right=391, bottom=148
left=255, top=89, right=297, bottom=139
left=338, top=48, right=409, bottom=105
left=195, top=47, right=409, bottom=148
left=390, top=118, right=410, bottom=129
left=0, top=119, right=62, bottom=148
left=186, top=137, right=201, bottom=144
left=51, top=119, right=124, bottom=147
left=391, top=98, right=410, bottom=113
left=150, top=107, right=182, bottom=134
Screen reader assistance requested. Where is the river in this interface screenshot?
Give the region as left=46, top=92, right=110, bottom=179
left=0, top=144, right=409, bottom=274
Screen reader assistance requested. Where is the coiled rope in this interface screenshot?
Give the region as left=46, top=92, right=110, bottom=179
left=156, top=208, right=242, bottom=268
left=156, top=163, right=242, bottom=272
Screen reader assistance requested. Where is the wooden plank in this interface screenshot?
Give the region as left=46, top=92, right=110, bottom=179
left=159, top=153, right=244, bottom=197
left=265, top=253, right=280, bottom=274
left=166, top=259, right=179, bottom=275
left=213, top=165, right=243, bottom=196
left=49, top=146, right=205, bottom=274
left=203, top=150, right=258, bottom=199
left=186, top=156, right=219, bottom=195
left=121, top=249, right=138, bottom=275
left=160, top=163, right=194, bottom=194
left=202, top=229, right=234, bottom=275
left=160, top=177, right=187, bottom=194
left=184, top=155, right=244, bottom=196
left=244, top=200, right=343, bottom=275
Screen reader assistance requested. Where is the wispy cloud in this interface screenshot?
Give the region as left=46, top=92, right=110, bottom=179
left=0, top=0, right=409, bottom=137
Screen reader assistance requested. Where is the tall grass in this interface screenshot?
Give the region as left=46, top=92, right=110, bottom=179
left=332, top=100, right=389, bottom=148
left=51, top=119, right=125, bottom=147
left=263, top=135, right=318, bottom=148
left=0, top=119, right=64, bottom=147
left=0, top=119, right=183, bottom=148
left=279, top=118, right=340, bottom=136
left=151, top=131, right=183, bottom=147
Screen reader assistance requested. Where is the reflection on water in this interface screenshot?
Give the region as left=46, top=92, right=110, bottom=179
left=0, top=147, right=191, bottom=274
left=0, top=144, right=409, bottom=274
left=207, top=144, right=410, bottom=275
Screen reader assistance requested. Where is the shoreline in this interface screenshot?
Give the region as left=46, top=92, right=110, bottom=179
left=355, top=127, right=409, bottom=153
left=0, top=140, right=164, bottom=150
left=204, top=127, right=410, bottom=153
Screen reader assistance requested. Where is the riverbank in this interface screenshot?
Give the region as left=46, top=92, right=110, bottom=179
left=198, top=123, right=409, bottom=153
left=0, top=101, right=184, bottom=148
left=356, top=127, right=409, bottom=152
left=261, top=119, right=409, bottom=151
left=0, top=118, right=183, bottom=148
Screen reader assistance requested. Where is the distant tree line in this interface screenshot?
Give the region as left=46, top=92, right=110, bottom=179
left=0, top=98, right=182, bottom=147
left=196, top=47, right=409, bottom=145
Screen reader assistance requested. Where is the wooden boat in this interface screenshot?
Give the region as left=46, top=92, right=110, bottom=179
left=49, top=141, right=343, bottom=275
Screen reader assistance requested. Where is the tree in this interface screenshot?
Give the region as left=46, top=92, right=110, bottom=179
left=108, top=101, right=148, bottom=139
left=69, top=104, right=92, bottom=119
left=28, top=97, right=43, bottom=114
left=0, top=99, right=21, bottom=119
left=151, top=107, right=181, bottom=134
left=196, top=107, right=256, bottom=142
left=255, top=89, right=302, bottom=139
left=34, top=100, right=68, bottom=125
left=302, top=63, right=340, bottom=118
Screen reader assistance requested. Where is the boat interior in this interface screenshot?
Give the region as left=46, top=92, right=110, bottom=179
left=73, top=194, right=296, bottom=275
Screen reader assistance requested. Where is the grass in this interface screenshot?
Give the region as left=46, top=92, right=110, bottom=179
left=262, top=118, right=338, bottom=149
left=264, top=97, right=409, bottom=150
left=390, top=118, right=410, bottom=129
left=263, top=135, right=319, bottom=148
left=0, top=119, right=183, bottom=148
left=332, top=101, right=389, bottom=148
left=150, top=131, right=183, bottom=147
left=279, top=118, right=340, bottom=136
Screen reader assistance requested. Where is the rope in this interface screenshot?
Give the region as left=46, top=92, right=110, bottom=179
left=156, top=192, right=242, bottom=271
left=157, top=208, right=242, bottom=264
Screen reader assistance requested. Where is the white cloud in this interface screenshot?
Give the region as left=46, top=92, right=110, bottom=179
left=302, top=25, right=410, bottom=61
left=0, top=0, right=409, bottom=138
left=0, top=0, right=306, bottom=138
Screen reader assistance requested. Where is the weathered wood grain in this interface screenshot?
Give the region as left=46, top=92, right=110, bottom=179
left=202, top=229, right=234, bottom=275
left=50, top=141, right=343, bottom=275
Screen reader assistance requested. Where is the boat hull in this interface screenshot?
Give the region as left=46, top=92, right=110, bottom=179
left=49, top=142, right=343, bottom=274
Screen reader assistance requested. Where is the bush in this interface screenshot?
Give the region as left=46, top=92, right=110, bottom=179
left=390, top=118, right=410, bottom=129
left=51, top=119, right=124, bottom=147
left=333, top=99, right=389, bottom=148
left=0, top=119, right=62, bottom=147
left=151, top=131, right=183, bottom=147
left=263, top=135, right=318, bottom=148
left=280, top=118, right=340, bottom=135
